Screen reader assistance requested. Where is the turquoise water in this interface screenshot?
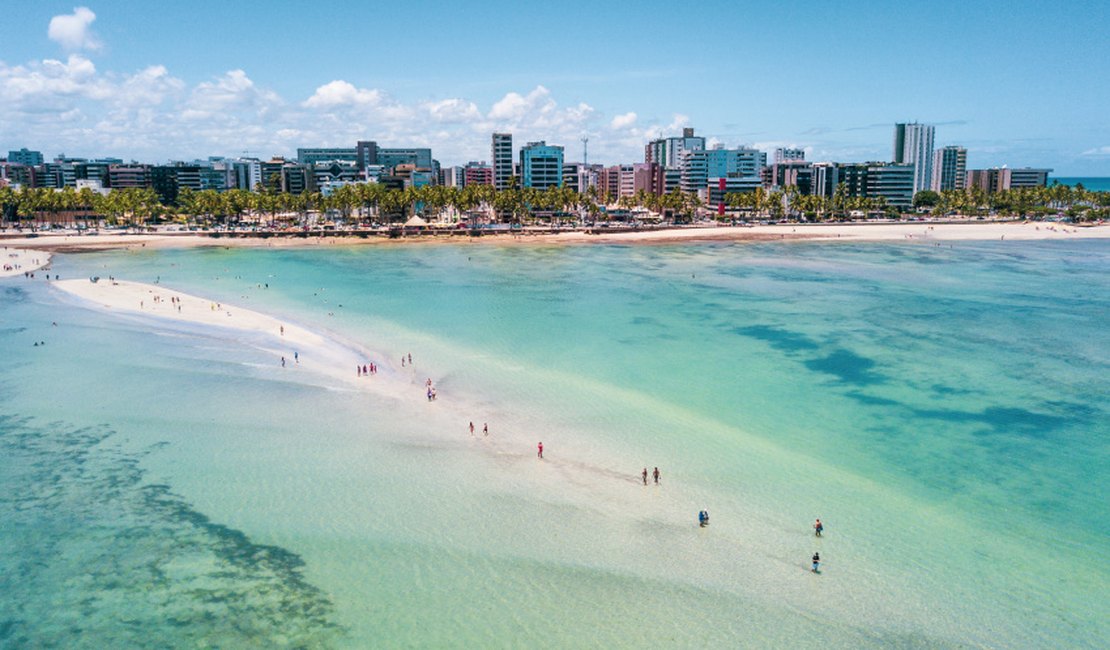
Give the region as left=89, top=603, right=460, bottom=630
left=1052, top=176, right=1110, bottom=192
left=1, top=239, right=1107, bottom=647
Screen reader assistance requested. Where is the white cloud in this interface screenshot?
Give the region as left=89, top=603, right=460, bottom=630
left=1080, top=146, right=1110, bottom=156
left=303, top=80, right=384, bottom=108
left=422, top=98, right=482, bottom=123
left=610, top=112, right=637, bottom=129
left=0, top=57, right=656, bottom=166
left=48, top=7, right=101, bottom=51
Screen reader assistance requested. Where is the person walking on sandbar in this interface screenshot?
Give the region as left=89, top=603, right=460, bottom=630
left=537, top=442, right=543, bottom=459
left=814, top=518, right=824, bottom=537
left=812, top=552, right=820, bottom=573
left=653, top=467, right=660, bottom=484
left=642, top=468, right=648, bottom=485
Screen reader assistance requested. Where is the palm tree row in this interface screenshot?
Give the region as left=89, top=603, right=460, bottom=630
left=3, top=180, right=1106, bottom=230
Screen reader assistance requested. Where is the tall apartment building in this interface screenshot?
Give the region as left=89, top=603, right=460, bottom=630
left=519, top=141, right=563, bottom=190
left=1005, top=167, right=1052, bottom=188
left=966, top=167, right=1052, bottom=192
left=645, top=128, right=706, bottom=169
left=463, top=161, right=493, bottom=187
left=108, top=165, right=151, bottom=189
left=893, top=122, right=935, bottom=196
left=491, top=133, right=513, bottom=190
left=866, top=164, right=915, bottom=209
left=811, top=162, right=913, bottom=210
left=774, top=148, right=806, bottom=164
left=297, top=148, right=357, bottom=164
left=931, top=146, right=967, bottom=192
left=7, top=148, right=44, bottom=166
left=764, top=160, right=813, bottom=194
left=680, top=146, right=765, bottom=194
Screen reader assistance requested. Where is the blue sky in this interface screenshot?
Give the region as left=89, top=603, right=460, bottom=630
left=2, top=1, right=1108, bottom=174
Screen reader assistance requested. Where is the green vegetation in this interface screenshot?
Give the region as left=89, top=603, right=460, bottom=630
left=0, top=181, right=1106, bottom=231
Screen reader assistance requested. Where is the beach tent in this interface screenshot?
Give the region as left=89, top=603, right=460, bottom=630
left=404, top=216, right=428, bottom=227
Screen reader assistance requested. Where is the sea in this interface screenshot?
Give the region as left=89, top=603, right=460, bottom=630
left=1, top=238, right=1107, bottom=648
left=1051, top=176, right=1110, bottom=192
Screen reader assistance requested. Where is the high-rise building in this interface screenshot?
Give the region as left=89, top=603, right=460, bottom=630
left=680, top=146, right=765, bottom=194
left=774, top=148, right=805, bottom=164
left=893, top=123, right=935, bottom=196
left=632, top=162, right=665, bottom=196
left=463, top=161, right=493, bottom=187
left=7, top=148, right=44, bottom=166
left=645, top=128, right=706, bottom=169
left=519, top=141, right=563, bottom=189
left=297, top=148, right=358, bottom=165
left=1004, top=168, right=1052, bottom=189
left=765, top=160, right=813, bottom=195
left=866, top=164, right=915, bottom=210
left=931, top=146, right=967, bottom=192
left=492, top=133, right=513, bottom=190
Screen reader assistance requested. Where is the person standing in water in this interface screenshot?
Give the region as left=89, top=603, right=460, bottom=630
left=537, top=442, right=543, bottom=459
left=483, top=423, right=488, bottom=436
left=653, top=467, right=660, bottom=484
left=814, top=519, right=824, bottom=537
left=469, top=422, right=475, bottom=435
left=812, top=552, right=821, bottom=573
left=642, top=468, right=648, bottom=485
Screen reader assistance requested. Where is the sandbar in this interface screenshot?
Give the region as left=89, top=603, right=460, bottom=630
left=0, top=247, right=52, bottom=277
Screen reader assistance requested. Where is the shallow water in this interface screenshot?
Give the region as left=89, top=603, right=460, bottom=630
left=1, top=239, right=1106, bottom=647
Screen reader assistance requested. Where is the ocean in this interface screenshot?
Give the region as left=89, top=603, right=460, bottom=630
left=1051, top=177, right=1110, bottom=192
left=1, top=239, right=1107, bottom=648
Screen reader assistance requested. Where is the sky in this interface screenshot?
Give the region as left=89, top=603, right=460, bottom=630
left=1, top=1, right=1108, bottom=174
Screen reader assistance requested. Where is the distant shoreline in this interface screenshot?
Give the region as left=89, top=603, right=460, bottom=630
left=1, top=220, right=1106, bottom=253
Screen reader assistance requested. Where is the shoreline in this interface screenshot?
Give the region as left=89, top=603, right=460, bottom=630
left=0, top=221, right=1105, bottom=252
left=1, top=246, right=52, bottom=277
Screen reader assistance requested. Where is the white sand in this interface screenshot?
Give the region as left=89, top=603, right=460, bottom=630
left=0, top=247, right=52, bottom=277
left=51, top=278, right=437, bottom=405
left=53, top=278, right=324, bottom=347
left=1, top=221, right=1106, bottom=252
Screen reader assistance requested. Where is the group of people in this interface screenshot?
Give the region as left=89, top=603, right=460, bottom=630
left=425, top=377, right=437, bottom=401
left=640, top=467, right=661, bottom=485
left=468, top=421, right=489, bottom=436
left=357, top=363, right=378, bottom=377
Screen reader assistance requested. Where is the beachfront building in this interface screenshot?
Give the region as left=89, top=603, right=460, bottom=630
left=355, top=141, right=434, bottom=178
left=965, top=167, right=1053, bottom=193
left=866, top=164, right=915, bottom=209
left=492, top=133, right=513, bottom=190
left=764, top=160, right=813, bottom=194
left=597, top=166, right=621, bottom=200
left=1004, top=168, right=1052, bottom=188
left=519, top=141, right=564, bottom=190
left=440, top=166, right=464, bottom=187
left=229, top=158, right=263, bottom=191
left=463, top=161, right=493, bottom=187
left=931, top=146, right=967, bottom=192
left=893, top=122, right=935, bottom=196
left=645, top=128, right=706, bottom=168
left=633, top=162, right=666, bottom=196
left=7, top=148, right=44, bottom=166
left=774, top=147, right=806, bottom=164
left=281, top=163, right=313, bottom=195
left=680, top=146, right=765, bottom=194
left=108, top=164, right=151, bottom=189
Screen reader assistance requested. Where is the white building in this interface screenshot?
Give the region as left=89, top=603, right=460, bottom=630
left=893, top=122, right=935, bottom=196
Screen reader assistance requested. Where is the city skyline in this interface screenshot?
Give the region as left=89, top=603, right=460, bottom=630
left=2, top=2, right=1108, bottom=174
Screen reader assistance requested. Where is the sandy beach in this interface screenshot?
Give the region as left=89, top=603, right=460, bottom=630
left=0, top=247, right=52, bottom=277
left=1, top=221, right=1106, bottom=253
left=52, top=278, right=322, bottom=347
